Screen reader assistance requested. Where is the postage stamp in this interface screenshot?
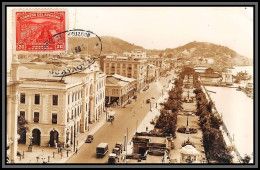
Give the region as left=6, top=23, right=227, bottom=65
left=13, top=9, right=68, bottom=53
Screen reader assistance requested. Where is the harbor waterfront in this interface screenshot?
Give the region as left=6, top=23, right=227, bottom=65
left=204, top=86, right=254, bottom=160
left=232, top=66, right=254, bottom=77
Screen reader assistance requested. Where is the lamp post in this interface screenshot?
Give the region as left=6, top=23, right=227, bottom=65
left=124, top=134, right=126, bottom=151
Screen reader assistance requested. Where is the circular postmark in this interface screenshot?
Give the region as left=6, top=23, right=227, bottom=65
left=44, top=29, right=102, bottom=78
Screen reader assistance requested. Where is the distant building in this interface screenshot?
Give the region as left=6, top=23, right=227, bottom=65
left=146, top=64, right=160, bottom=83
left=105, top=74, right=137, bottom=106
left=222, top=68, right=233, bottom=85
left=123, top=49, right=146, bottom=59
left=147, top=56, right=171, bottom=75
left=103, top=54, right=148, bottom=91
left=197, top=68, right=222, bottom=86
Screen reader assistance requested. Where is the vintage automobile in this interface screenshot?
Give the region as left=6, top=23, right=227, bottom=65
left=112, top=147, right=121, bottom=156
left=114, top=142, right=123, bottom=153
left=108, top=153, right=118, bottom=164
left=85, top=134, right=94, bottom=143
left=107, top=111, right=116, bottom=122
left=115, top=142, right=123, bottom=150
left=96, top=143, right=109, bottom=158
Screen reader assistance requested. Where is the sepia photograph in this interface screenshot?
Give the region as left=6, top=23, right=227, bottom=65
left=2, top=1, right=258, bottom=168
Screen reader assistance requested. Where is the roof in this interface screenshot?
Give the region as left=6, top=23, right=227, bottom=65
left=180, top=145, right=199, bottom=155
left=109, top=153, right=117, bottom=158
left=117, top=56, right=128, bottom=60
left=135, top=136, right=166, bottom=144
left=97, top=143, right=108, bottom=148
left=106, top=76, right=129, bottom=87
left=200, top=73, right=221, bottom=78
left=112, top=74, right=136, bottom=82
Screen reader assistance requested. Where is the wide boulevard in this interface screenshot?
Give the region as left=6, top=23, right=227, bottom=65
left=66, top=70, right=175, bottom=163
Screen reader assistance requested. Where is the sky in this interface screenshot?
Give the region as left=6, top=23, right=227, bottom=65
left=7, top=7, right=254, bottom=71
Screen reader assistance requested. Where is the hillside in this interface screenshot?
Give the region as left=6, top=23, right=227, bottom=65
left=68, top=37, right=252, bottom=66
left=165, top=41, right=253, bottom=66
left=68, top=36, right=144, bottom=56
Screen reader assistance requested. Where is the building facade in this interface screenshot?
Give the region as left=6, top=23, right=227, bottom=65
left=8, top=55, right=106, bottom=150
left=105, top=74, right=137, bottom=106
left=146, top=64, right=160, bottom=83
left=103, top=55, right=147, bottom=91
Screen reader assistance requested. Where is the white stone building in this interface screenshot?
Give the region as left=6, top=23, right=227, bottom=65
left=7, top=55, right=106, bottom=152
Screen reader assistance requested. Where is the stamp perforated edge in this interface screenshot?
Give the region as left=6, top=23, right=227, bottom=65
left=12, top=8, right=69, bottom=55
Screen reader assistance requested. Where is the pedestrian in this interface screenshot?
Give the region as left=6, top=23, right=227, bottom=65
left=146, top=126, right=148, bottom=132
left=75, top=147, right=78, bottom=154
left=156, top=103, right=158, bottom=108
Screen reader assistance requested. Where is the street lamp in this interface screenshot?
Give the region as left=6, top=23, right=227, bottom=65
left=124, top=134, right=126, bottom=151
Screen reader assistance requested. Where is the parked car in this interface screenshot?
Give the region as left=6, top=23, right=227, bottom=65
left=108, top=153, right=118, bottom=164
left=85, top=134, right=94, bottom=143
left=133, top=95, right=137, bottom=99
left=96, top=143, right=109, bottom=158
left=115, top=142, right=123, bottom=153
left=112, top=147, right=121, bottom=156
left=146, top=99, right=150, bottom=103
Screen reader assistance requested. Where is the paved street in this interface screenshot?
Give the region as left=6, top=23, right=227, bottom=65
left=66, top=70, right=175, bottom=163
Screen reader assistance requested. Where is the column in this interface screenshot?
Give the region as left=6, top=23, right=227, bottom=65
left=80, top=86, right=86, bottom=133
left=10, top=84, right=18, bottom=163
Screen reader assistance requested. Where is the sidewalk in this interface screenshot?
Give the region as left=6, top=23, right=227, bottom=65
left=16, top=113, right=107, bottom=163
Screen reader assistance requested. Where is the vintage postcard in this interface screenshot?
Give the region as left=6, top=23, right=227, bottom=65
left=3, top=2, right=257, bottom=168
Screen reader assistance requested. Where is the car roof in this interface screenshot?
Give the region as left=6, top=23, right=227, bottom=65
left=109, top=153, right=117, bottom=157
left=97, top=143, right=108, bottom=148
left=113, top=147, right=119, bottom=150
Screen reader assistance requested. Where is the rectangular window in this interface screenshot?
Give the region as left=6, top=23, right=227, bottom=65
left=19, top=111, right=25, bottom=120
left=53, top=95, right=58, bottom=106
left=34, top=94, right=40, bottom=105
left=52, top=113, right=57, bottom=124
left=67, top=112, right=69, bottom=122
left=68, top=95, right=70, bottom=104
left=34, top=112, right=39, bottom=123
left=72, top=93, right=74, bottom=102
left=20, top=93, right=25, bottom=104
